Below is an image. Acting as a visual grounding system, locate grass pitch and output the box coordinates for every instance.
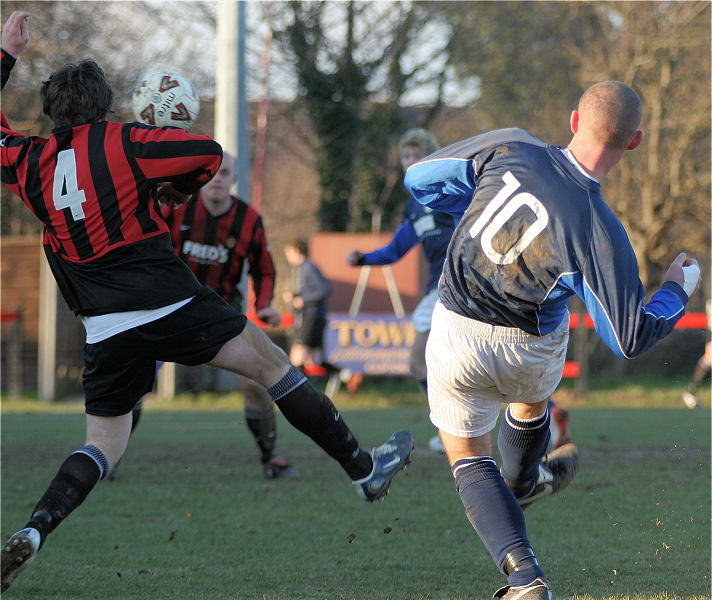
[1,382,710,599]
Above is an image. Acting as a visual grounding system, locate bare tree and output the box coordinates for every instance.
[562,2,711,289]
[436,1,581,144]
[269,0,451,231]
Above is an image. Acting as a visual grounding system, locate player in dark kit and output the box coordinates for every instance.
[147,151,295,479]
[0,11,413,593]
[404,81,700,599]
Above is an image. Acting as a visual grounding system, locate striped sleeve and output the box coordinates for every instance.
[124,123,223,194]
[245,211,276,310]
[1,48,16,90]
[1,49,33,189]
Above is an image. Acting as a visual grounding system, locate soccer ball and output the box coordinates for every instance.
[131,71,200,130]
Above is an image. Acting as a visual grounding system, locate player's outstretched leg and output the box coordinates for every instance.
[107,398,144,480]
[269,366,413,501]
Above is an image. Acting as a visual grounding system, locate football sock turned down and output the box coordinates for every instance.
[498,406,550,491]
[269,367,372,480]
[25,446,107,548]
[245,407,277,464]
[452,456,545,587]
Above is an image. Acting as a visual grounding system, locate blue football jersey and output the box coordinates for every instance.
[404,128,688,359]
[360,197,457,293]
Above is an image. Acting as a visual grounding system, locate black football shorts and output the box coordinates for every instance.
[293,306,327,348]
[83,287,247,416]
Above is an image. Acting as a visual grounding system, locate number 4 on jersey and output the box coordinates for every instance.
[53,149,87,220]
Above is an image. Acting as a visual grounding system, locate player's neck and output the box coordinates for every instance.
[202,195,233,216]
[566,138,623,182]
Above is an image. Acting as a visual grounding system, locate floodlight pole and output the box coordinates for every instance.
[215,0,250,203]
[157,1,251,400]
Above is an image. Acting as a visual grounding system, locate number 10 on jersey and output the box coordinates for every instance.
[469,171,549,265]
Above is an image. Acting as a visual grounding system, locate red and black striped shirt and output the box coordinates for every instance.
[163,194,276,310]
[1,50,223,315]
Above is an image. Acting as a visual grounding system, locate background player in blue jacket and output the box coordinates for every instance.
[404,81,700,599]
[348,129,456,450]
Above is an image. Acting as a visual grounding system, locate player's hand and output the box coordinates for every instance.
[664,253,701,297]
[347,249,365,266]
[2,11,30,58]
[256,306,281,327]
[292,295,304,310]
[156,182,190,209]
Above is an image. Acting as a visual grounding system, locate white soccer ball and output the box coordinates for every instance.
[131,71,200,130]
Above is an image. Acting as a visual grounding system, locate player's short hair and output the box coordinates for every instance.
[398,128,439,157]
[40,60,114,127]
[287,238,309,257]
[578,81,642,149]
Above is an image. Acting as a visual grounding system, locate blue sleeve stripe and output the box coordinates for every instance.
[555,272,628,357]
[557,272,685,359]
[580,278,630,358]
[404,158,476,217]
[642,305,684,320]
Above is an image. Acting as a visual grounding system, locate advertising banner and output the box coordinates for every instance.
[324,312,415,375]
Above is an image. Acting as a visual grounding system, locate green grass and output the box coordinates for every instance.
[1,381,710,599]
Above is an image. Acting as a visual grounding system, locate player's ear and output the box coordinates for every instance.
[570,110,579,135]
[626,129,643,150]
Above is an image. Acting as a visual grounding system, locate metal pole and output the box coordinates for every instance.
[237,1,250,203]
[215,0,240,159]
[38,256,56,401]
[251,6,273,212]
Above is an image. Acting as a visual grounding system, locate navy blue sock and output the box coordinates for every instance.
[452,457,545,586]
[498,406,550,491]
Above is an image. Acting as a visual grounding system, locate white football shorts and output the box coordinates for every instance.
[411,287,439,333]
[426,301,569,438]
